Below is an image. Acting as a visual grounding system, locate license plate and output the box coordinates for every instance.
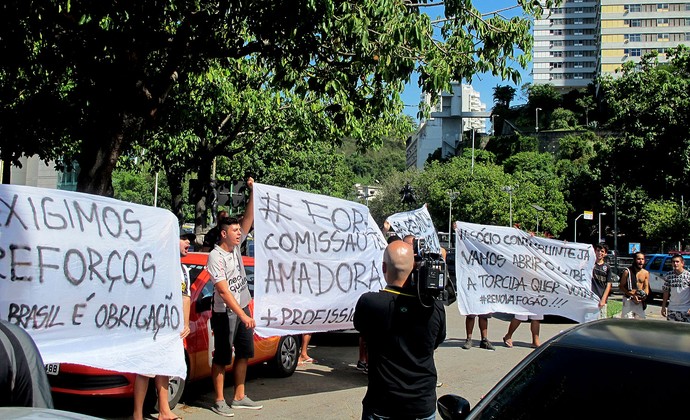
[45,363,60,376]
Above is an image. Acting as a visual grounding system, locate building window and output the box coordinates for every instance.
[574,62,584,68]
[625,4,641,13]
[550,62,563,69]
[574,73,584,80]
[574,7,583,13]
[657,33,669,41]
[574,19,583,24]
[550,40,564,47]
[552,8,563,14]
[686,33,690,41]
[551,51,563,57]
[625,34,642,42]
[657,3,669,11]
[550,29,563,35]
[629,19,642,27]
[630,48,641,56]
[657,18,669,26]
[658,48,667,53]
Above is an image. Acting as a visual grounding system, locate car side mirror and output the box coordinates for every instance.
[437,394,471,420]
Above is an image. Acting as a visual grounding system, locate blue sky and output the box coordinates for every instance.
[400,1,532,120]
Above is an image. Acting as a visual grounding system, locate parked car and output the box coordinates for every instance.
[644,253,690,298]
[437,318,690,419]
[48,253,300,408]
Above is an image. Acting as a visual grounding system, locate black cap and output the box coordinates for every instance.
[180,232,196,242]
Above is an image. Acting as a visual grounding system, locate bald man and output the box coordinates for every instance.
[354,241,446,420]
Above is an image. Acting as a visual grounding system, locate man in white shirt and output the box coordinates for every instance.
[660,254,690,322]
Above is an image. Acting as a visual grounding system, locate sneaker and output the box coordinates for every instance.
[231,396,263,410]
[480,339,495,351]
[356,360,368,373]
[462,339,473,350]
[212,400,234,417]
[436,381,443,387]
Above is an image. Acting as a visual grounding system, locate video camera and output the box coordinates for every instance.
[409,238,449,303]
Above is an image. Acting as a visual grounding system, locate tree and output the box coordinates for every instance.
[549,108,578,130]
[1,1,559,196]
[641,199,690,250]
[575,95,595,127]
[493,85,517,107]
[599,46,690,200]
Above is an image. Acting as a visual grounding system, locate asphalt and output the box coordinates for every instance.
[57,293,666,419]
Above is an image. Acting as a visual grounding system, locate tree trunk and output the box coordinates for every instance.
[166,167,185,225]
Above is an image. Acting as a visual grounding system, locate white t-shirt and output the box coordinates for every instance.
[206,243,252,313]
[663,269,690,312]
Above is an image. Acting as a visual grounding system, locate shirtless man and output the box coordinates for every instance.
[619,252,650,319]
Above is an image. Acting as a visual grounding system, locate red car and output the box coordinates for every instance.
[47,253,300,408]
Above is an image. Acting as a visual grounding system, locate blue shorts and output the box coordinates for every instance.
[211,305,254,365]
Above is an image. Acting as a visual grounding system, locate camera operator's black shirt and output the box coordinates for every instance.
[354,286,446,418]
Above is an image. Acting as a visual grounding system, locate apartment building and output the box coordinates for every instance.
[533,0,599,92]
[406,82,488,169]
[599,1,690,75]
[534,1,690,91]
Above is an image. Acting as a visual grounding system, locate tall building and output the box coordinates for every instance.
[599,1,690,75]
[534,1,690,91]
[406,82,488,169]
[532,0,599,92]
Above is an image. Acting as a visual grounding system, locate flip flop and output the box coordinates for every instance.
[301,357,317,363]
[502,336,513,348]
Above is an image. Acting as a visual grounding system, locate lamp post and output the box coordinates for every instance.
[531,204,545,234]
[471,128,476,174]
[502,186,515,226]
[535,107,542,133]
[574,213,584,242]
[491,114,499,136]
[448,191,459,249]
[598,212,607,243]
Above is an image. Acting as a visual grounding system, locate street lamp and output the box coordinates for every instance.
[502,186,516,226]
[598,212,607,243]
[535,107,542,133]
[531,204,545,234]
[574,213,584,242]
[471,128,476,174]
[448,190,460,249]
[491,114,499,136]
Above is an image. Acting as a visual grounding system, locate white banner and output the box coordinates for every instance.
[386,205,442,254]
[455,221,599,323]
[253,183,387,337]
[0,185,186,377]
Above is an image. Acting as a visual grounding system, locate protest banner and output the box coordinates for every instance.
[252,183,387,337]
[0,185,186,377]
[454,221,599,323]
[386,205,442,255]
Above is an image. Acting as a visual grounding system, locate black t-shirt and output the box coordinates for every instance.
[354,287,446,417]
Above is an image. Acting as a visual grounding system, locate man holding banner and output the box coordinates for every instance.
[207,178,263,416]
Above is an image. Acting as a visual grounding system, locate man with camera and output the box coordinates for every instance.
[354,240,446,420]
[619,252,650,319]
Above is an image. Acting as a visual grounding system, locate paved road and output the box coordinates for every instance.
[55,295,664,419]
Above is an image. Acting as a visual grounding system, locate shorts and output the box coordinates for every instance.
[621,298,646,319]
[515,314,544,321]
[666,310,690,323]
[211,305,254,365]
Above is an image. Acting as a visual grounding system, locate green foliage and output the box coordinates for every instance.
[641,200,690,246]
[549,108,578,130]
[1,0,555,196]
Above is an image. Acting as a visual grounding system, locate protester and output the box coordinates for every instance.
[463,315,495,350]
[206,178,262,416]
[354,241,446,419]
[591,243,613,319]
[132,232,193,420]
[299,334,317,365]
[503,314,542,348]
[619,252,650,319]
[0,320,54,408]
[201,210,229,251]
[660,254,690,322]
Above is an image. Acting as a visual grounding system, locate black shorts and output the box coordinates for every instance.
[210,305,254,366]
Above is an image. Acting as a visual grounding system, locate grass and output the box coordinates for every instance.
[607,300,622,318]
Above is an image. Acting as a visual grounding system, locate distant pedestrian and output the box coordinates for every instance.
[462,315,495,351]
[660,255,690,322]
[591,243,613,319]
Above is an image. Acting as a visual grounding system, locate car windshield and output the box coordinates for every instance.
[475,346,690,419]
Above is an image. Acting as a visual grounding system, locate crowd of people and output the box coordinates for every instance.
[4,177,690,420]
